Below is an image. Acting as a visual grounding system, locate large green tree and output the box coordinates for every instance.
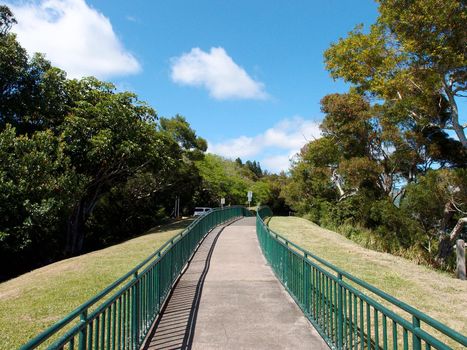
[59,78,172,255]
[323,0,467,269]
[0,6,211,279]
[325,0,466,147]
[0,9,69,135]
[195,154,271,207]
[0,126,79,277]
[86,115,208,248]
[402,169,467,266]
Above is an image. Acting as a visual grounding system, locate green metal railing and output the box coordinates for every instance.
[256,206,467,350]
[20,206,250,350]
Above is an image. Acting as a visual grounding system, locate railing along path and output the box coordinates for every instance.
[20,206,466,349]
[256,206,467,350]
[20,206,250,350]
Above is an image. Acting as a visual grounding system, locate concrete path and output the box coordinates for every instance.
[143,217,328,350]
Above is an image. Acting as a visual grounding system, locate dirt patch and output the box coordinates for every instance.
[0,287,21,301]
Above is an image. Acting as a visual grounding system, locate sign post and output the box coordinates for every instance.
[247,191,253,208]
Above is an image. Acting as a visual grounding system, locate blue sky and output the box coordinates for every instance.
[10,0,460,172]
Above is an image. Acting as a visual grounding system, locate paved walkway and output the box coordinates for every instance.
[143,217,328,350]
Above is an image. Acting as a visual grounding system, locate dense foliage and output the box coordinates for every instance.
[0,9,187,279]
[285,0,466,270]
[194,154,289,213]
[0,7,287,280]
[2,1,465,279]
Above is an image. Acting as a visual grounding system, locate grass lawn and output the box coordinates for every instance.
[268,216,467,346]
[0,219,192,350]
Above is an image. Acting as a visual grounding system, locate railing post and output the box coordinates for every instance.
[78,309,88,350]
[304,254,310,314]
[337,273,343,350]
[284,241,289,286]
[133,271,140,349]
[412,316,422,350]
[156,253,161,313]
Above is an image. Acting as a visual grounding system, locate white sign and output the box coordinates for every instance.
[247,191,253,202]
[220,198,225,205]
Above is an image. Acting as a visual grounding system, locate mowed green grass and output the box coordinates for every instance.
[268,217,467,343]
[0,220,191,350]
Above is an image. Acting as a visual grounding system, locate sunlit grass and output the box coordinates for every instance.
[0,220,191,350]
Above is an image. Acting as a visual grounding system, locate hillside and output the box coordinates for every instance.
[0,220,190,350]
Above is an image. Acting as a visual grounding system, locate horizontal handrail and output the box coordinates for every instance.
[20,206,251,349]
[256,206,467,350]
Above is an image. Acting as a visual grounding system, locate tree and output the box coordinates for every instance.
[264,172,291,215]
[402,169,467,266]
[159,115,207,159]
[0,125,79,278]
[194,154,273,207]
[379,0,466,146]
[0,6,213,278]
[0,5,16,36]
[287,92,440,253]
[277,0,467,271]
[284,137,339,219]
[60,78,170,255]
[320,93,405,199]
[324,0,466,147]
[195,154,249,205]
[85,115,208,248]
[245,160,263,179]
[0,16,70,135]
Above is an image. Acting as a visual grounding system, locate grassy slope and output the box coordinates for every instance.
[0,220,191,350]
[268,217,467,341]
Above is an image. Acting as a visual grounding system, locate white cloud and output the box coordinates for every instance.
[208,116,322,172]
[261,118,322,150]
[261,155,293,174]
[7,0,141,79]
[170,47,268,100]
[208,136,260,158]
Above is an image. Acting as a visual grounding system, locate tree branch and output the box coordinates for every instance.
[449,217,467,241]
[441,78,467,147]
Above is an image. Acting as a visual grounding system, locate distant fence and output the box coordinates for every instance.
[20,206,251,350]
[256,206,467,350]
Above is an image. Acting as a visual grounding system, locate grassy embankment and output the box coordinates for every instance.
[0,220,191,350]
[268,217,467,346]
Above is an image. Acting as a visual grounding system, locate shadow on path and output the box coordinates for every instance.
[142,224,225,350]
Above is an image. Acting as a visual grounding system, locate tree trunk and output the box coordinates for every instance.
[440,202,455,232]
[64,192,101,256]
[437,236,453,266]
[442,79,467,148]
[64,176,108,256]
[65,200,87,256]
[436,217,467,267]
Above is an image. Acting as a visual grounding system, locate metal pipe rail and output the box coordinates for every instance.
[256,206,467,350]
[20,206,251,350]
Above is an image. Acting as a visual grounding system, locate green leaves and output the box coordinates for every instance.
[325,0,466,147]
[325,24,401,94]
[0,124,79,272]
[0,5,213,273]
[195,154,272,206]
[378,0,466,69]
